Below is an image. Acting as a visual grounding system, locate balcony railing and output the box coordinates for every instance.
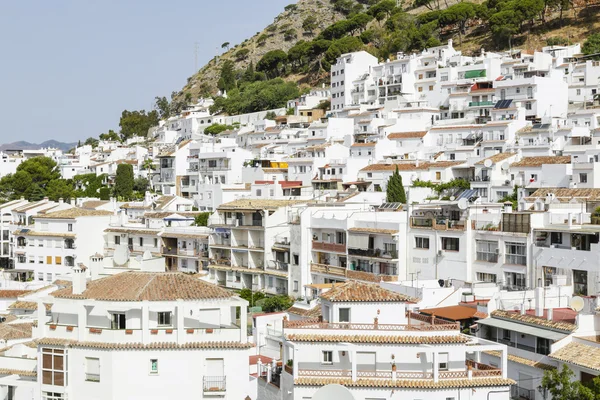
[348,248,397,259]
[203,376,226,392]
[468,101,495,107]
[161,247,177,255]
[312,241,346,253]
[511,386,535,400]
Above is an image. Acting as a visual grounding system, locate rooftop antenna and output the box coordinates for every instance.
[194,42,200,73]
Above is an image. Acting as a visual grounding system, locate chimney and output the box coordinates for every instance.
[535,287,544,317]
[547,308,553,322]
[72,264,88,295]
[520,303,526,315]
[504,201,513,213]
[58,198,64,204]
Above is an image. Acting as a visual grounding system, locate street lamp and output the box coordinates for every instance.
[537,385,548,400]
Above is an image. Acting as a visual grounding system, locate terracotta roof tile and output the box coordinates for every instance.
[360,161,464,172]
[36,337,252,350]
[348,227,399,235]
[8,301,52,311]
[419,305,487,321]
[287,306,322,319]
[320,281,415,303]
[36,208,113,219]
[485,350,555,370]
[81,200,110,209]
[0,322,33,341]
[218,199,310,211]
[387,131,427,139]
[104,227,161,235]
[475,152,517,165]
[491,310,577,332]
[13,229,76,238]
[351,142,376,147]
[510,156,571,167]
[0,368,37,377]
[294,377,515,389]
[51,271,233,302]
[285,334,470,344]
[527,188,600,201]
[549,342,600,372]
[0,290,31,298]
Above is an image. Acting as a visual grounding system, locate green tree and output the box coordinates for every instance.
[209,79,300,115]
[257,34,269,46]
[414,0,441,11]
[45,179,74,202]
[193,212,211,226]
[489,10,521,47]
[142,159,155,171]
[235,48,250,61]
[154,96,170,119]
[316,100,331,111]
[113,164,134,200]
[204,123,235,135]
[439,2,477,45]
[83,137,99,148]
[368,0,397,22]
[221,42,230,50]
[98,187,111,201]
[119,110,159,141]
[262,295,294,312]
[302,15,318,33]
[541,364,594,400]
[283,28,297,41]
[386,166,406,203]
[99,130,120,142]
[28,184,46,202]
[583,34,600,59]
[133,177,150,192]
[217,60,237,92]
[257,50,288,78]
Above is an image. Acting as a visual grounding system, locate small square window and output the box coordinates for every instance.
[339,308,350,323]
[150,359,159,374]
[158,312,172,327]
[322,351,333,364]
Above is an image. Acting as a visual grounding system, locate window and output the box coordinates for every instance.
[139,237,144,247]
[85,357,100,382]
[293,280,299,292]
[111,313,126,330]
[438,353,448,370]
[551,232,562,244]
[525,102,532,110]
[537,338,550,355]
[416,237,429,249]
[336,232,346,244]
[67,224,73,232]
[43,393,65,400]
[322,351,333,364]
[154,238,158,247]
[435,171,441,180]
[573,269,588,296]
[42,348,65,386]
[505,242,526,265]
[449,153,455,160]
[442,237,459,251]
[339,308,350,323]
[577,89,581,96]
[293,254,299,265]
[476,272,496,283]
[114,236,120,245]
[150,359,159,374]
[503,329,511,341]
[580,173,588,183]
[158,312,172,327]
[476,240,498,262]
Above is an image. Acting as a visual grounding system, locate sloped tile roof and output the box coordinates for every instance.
[549,342,600,372]
[528,188,600,201]
[287,306,322,319]
[510,156,571,167]
[285,334,470,344]
[360,161,464,172]
[387,131,427,139]
[485,350,555,370]
[36,338,252,350]
[36,208,113,219]
[294,377,515,389]
[0,290,31,298]
[351,143,376,147]
[218,199,310,210]
[320,281,415,303]
[0,368,37,377]
[50,272,233,302]
[8,301,52,311]
[0,322,33,341]
[419,305,487,321]
[475,152,516,165]
[491,310,577,332]
[348,227,399,235]
[13,230,76,238]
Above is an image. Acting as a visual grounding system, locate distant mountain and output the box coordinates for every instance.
[0,140,78,152]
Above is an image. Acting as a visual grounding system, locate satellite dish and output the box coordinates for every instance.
[113,245,129,266]
[570,296,585,312]
[484,159,493,168]
[313,384,355,400]
[501,162,510,171]
[385,159,393,165]
[457,198,468,210]
[449,196,456,201]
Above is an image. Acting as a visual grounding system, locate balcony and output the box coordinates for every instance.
[203,376,226,394]
[468,101,495,107]
[312,241,346,253]
[348,248,397,259]
[409,218,466,231]
[285,313,458,332]
[310,263,398,283]
[161,247,177,256]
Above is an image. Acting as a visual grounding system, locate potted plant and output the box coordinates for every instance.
[592,207,600,225]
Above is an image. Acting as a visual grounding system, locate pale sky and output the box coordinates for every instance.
[0,0,295,143]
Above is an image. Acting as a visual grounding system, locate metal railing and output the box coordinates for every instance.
[511,386,535,400]
[203,376,226,392]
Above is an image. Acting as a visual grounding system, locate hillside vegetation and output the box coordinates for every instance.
[173,0,600,111]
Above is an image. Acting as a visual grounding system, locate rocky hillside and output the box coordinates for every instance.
[179,0,348,100]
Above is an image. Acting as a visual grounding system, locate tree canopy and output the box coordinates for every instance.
[113,164,134,200]
[386,166,407,203]
[119,110,159,141]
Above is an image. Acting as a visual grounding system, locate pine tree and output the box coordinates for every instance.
[386,166,407,203]
[113,164,134,200]
[397,173,407,203]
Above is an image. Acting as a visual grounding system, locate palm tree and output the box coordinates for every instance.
[142,159,155,171]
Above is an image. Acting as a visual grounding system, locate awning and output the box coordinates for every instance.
[502,265,527,274]
[477,317,568,341]
[348,234,369,250]
[465,69,487,79]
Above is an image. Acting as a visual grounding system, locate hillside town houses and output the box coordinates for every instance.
[2,40,600,399]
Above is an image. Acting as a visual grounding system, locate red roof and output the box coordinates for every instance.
[520,308,577,324]
[250,355,274,365]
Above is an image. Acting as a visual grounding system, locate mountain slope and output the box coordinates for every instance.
[178,0,348,100]
[0,140,77,152]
